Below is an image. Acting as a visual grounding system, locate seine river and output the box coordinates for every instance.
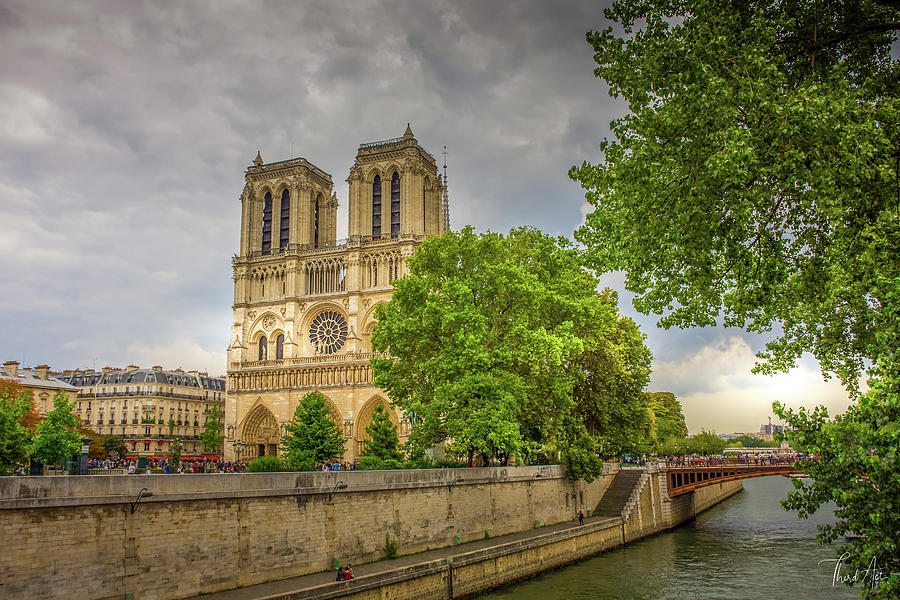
[478,476,860,600]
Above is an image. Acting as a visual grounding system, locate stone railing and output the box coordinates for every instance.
[233,352,379,370]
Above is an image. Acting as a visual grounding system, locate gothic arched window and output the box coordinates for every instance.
[258,336,267,361]
[372,175,382,238]
[314,196,320,248]
[279,189,290,249]
[276,334,284,360]
[391,172,400,237]
[261,192,273,253]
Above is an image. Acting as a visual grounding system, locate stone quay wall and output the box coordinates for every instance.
[0,465,616,600]
[200,468,744,600]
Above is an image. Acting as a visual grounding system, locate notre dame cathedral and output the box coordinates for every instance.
[225,126,449,462]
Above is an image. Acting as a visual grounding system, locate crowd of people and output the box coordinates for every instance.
[664,453,809,467]
[86,458,249,474]
[321,461,357,471]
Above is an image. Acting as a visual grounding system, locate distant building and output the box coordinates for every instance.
[1,360,79,415]
[58,366,226,459]
[760,423,785,436]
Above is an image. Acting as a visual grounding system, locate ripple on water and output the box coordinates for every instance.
[478,477,860,600]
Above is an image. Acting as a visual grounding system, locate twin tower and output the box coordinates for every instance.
[225,126,448,462]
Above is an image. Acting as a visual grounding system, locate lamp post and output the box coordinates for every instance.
[232,440,245,462]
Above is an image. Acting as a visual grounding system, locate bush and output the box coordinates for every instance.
[433,458,467,469]
[357,455,383,470]
[404,456,431,470]
[382,533,399,560]
[246,456,288,472]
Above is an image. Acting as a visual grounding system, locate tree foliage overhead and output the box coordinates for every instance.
[372,226,654,478]
[572,2,899,596]
[280,391,345,469]
[571,0,900,390]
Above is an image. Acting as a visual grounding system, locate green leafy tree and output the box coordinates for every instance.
[572,0,899,390]
[372,226,643,476]
[0,386,33,474]
[29,393,81,466]
[687,431,727,455]
[167,420,182,470]
[359,404,403,468]
[571,2,899,595]
[775,276,900,599]
[280,391,345,470]
[726,435,778,449]
[98,434,126,460]
[648,392,688,441]
[573,290,654,456]
[200,405,225,454]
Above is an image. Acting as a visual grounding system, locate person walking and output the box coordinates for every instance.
[577,510,584,526]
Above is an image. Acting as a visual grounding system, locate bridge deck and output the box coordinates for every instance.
[665,464,802,496]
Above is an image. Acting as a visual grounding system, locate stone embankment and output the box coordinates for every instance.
[0,463,741,600]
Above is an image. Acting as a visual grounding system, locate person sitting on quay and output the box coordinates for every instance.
[335,567,344,581]
[344,565,354,580]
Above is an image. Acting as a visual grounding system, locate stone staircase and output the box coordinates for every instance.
[594,468,645,517]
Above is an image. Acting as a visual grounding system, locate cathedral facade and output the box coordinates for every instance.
[225,126,447,462]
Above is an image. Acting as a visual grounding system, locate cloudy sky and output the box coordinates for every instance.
[0,0,854,433]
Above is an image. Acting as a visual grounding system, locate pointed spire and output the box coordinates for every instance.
[403,123,414,139]
[253,151,263,167]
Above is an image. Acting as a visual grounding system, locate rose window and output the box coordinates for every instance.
[309,310,348,354]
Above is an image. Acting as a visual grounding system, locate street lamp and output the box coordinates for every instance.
[232,440,246,461]
[328,481,348,502]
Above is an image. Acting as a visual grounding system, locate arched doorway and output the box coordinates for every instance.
[355,396,402,457]
[240,403,280,459]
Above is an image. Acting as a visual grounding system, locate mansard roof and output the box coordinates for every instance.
[59,368,225,390]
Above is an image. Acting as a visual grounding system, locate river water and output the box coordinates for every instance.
[478,476,860,600]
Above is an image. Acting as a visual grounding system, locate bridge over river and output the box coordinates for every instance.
[665,463,803,496]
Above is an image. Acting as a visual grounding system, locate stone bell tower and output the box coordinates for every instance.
[226,127,447,463]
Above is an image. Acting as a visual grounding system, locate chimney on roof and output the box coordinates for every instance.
[102,367,113,374]
[126,365,139,371]
[152,365,163,372]
[35,365,50,380]
[199,371,208,377]
[174,368,184,373]
[3,361,19,378]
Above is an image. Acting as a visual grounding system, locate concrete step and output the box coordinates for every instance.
[594,470,644,517]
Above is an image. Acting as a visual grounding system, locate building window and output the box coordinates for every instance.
[279,189,290,248]
[144,442,150,451]
[258,336,267,361]
[314,196,320,248]
[262,192,273,253]
[276,334,284,360]
[391,171,400,236]
[372,175,382,238]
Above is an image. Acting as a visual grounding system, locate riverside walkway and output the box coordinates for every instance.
[188,513,621,600]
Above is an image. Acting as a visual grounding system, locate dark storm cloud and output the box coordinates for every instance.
[0,0,849,429]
